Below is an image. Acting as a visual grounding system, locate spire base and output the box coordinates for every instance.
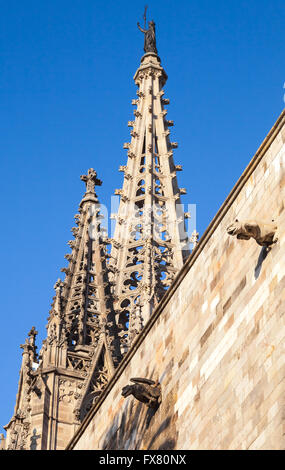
[140,52,161,63]
[79,192,98,207]
[134,53,167,85]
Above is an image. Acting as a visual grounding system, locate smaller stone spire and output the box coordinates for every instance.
[4,168,122,450]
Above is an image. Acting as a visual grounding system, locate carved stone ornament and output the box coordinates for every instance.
[227,219,278,247]
[121,377,161,408]
[80,168,102,194]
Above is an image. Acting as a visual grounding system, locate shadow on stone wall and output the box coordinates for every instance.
[254,246,269,279]
[102,399,176,450]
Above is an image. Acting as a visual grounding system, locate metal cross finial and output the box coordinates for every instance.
[143,5,148,29]
[80,168,102,193]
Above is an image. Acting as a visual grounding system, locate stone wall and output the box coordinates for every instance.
[67,110,285,450]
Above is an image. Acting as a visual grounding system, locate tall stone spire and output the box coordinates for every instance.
[4,170,119,450]
[110,23,190,351]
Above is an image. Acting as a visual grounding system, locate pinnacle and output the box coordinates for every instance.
[80,168,102,191]
[80,168,102,206]
[40,168,121,359]
[110,45,190,353]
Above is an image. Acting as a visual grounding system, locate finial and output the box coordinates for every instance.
[54,278,64,292]
[28,326,38,339]
[27,326,38,360]
[190,230,199,249]
[137,7,158,55]
[80,168,102,194]
[144,5,148,30]
[53,279,64,311]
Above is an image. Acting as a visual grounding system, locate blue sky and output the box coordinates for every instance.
[0,0,284,431]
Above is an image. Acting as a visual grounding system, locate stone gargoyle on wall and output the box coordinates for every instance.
[121,378,161,409]
[227,219,278,247]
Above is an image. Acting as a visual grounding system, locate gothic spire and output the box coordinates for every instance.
[110,28,190,352]
[54,168,118,357]
[5,170,120,449]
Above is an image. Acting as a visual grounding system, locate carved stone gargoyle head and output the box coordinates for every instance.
[227,219,278,247]
[121,378,161,409]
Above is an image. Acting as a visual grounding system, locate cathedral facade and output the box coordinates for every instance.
[2,22,285,450]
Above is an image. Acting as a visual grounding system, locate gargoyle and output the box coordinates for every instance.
[121,378,161,409]
[227,219,278,247]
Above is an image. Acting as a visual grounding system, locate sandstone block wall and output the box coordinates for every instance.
[68,110,285,450]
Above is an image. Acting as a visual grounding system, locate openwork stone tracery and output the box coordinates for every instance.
[110,52,190,350]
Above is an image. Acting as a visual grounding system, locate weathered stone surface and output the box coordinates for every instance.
[68,110,285,450]
[227,219,278,247]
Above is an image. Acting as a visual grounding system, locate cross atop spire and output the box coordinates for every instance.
[80,168,102,206]
[28,326,38,340]
[80,168,102,193]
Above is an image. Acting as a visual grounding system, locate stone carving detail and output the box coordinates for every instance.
[58,379,78,404]
[190,230,199,249]
[6,418,31,450]
[80,168,102,194]
[73,347,111,422]
[79,364,109,418]
[122,378,161,408]
[227,219,278,247]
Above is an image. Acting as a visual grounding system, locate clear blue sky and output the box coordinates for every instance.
[0,0,284,431]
